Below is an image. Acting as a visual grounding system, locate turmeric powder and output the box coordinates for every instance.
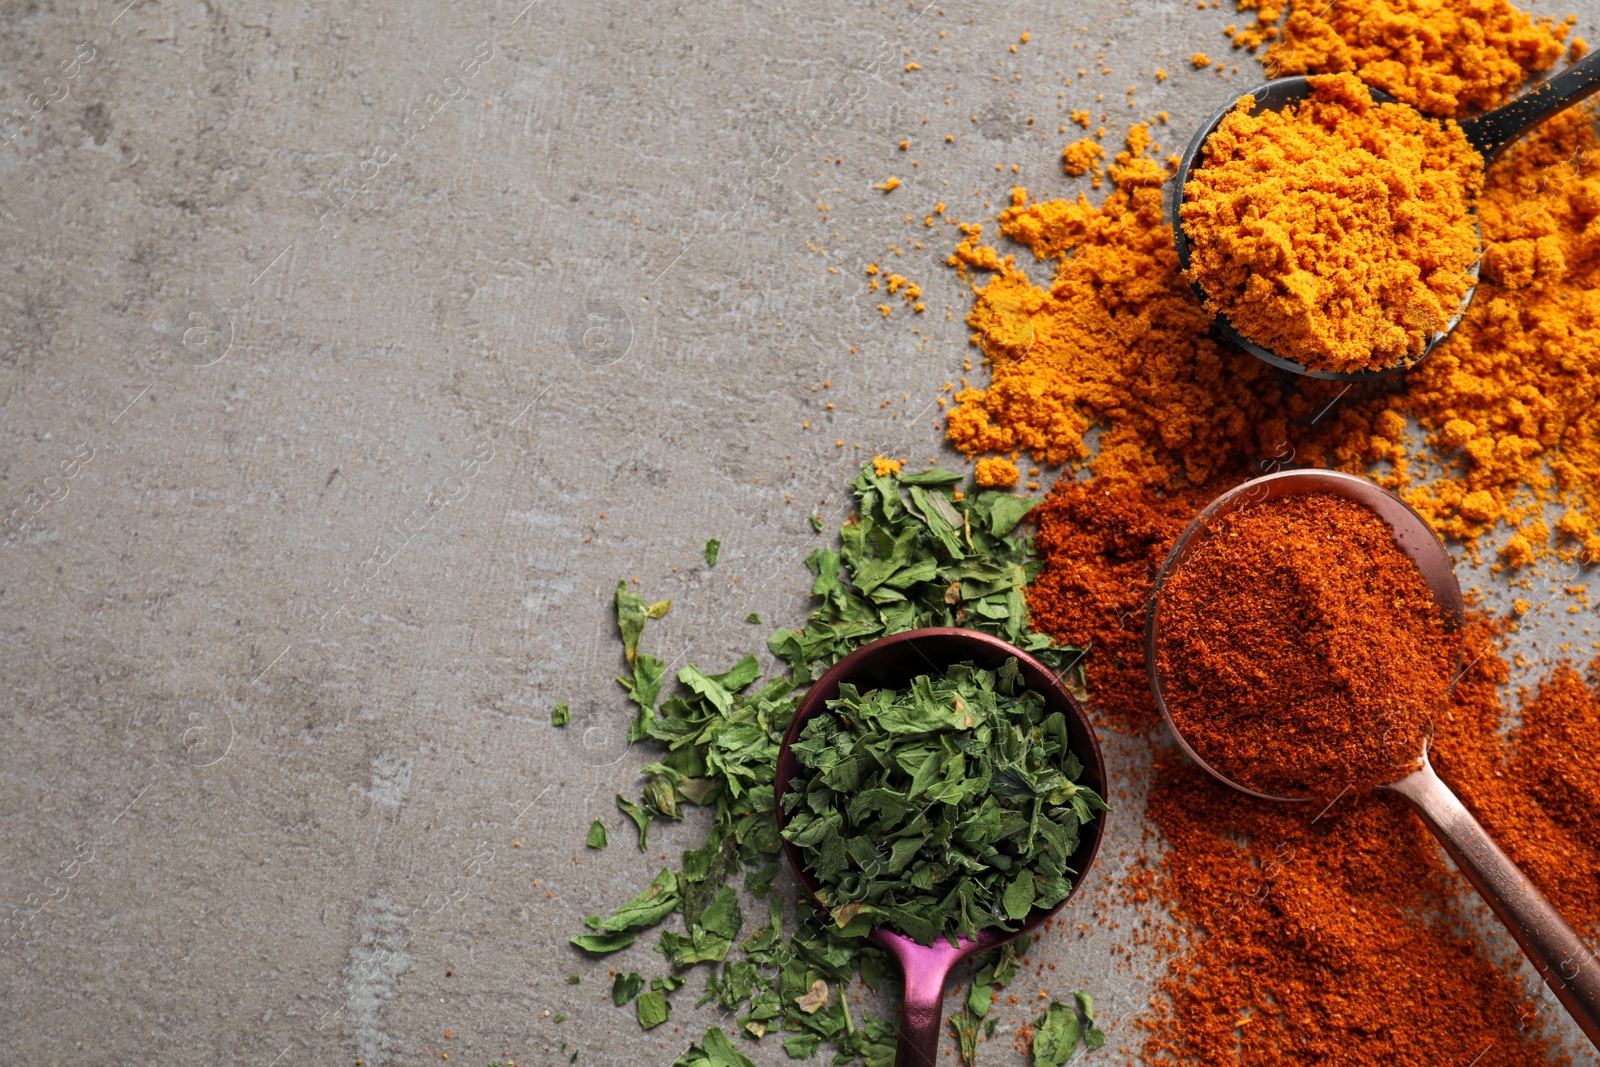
[1234,0,1572,117]
[947,104,1600,563]
[1180,73,1483,374]
[1062,138,1106,186]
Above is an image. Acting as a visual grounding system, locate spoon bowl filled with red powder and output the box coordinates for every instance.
[1146,469,1463,800]
[1146,469,1600,1046]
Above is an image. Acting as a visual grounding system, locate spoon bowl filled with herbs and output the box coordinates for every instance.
[775,627,1109,1067]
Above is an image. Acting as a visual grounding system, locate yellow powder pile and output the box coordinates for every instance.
[1230,0,1576,116]
[1397,103,1600,552]
[1180,73,1484,374]
[946,108,1600,563]
[949,124,1327,491]
[1062,138,1107,186]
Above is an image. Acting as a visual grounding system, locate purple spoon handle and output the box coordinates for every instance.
[871,928,989,1067]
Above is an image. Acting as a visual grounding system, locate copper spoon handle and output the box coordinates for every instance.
[1387,758,1600,1047]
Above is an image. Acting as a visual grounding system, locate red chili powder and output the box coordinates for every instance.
[1154,492,1459,798]
[1029,483,1600,1063]
[1028,481,1217,731]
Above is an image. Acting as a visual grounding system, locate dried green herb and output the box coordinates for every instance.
[704,538,722,567]
[552,702,571,726]
[616,794,652,850]
[676,1027,757,1067]
[1033,992,1105,1066]
[781,660,1106,943]
[637,989,670,1030]
[767,467,1085,685]
[566,973,582,984]
[582,869,679,935]
[612,971,644,1005]
[949,938,1031,1065]
[745,612,762,624]
[575,464,1091,1066]
[569,930,634,954]
[586,820,608,849]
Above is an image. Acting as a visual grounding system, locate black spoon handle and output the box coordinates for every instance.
[1461,51,1600,162]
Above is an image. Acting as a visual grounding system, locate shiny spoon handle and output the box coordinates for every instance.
[1460,51,1600,162]
[872,931,972,1067]
[1388,758,1600,1047]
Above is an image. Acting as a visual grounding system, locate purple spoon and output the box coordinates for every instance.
[774,627,1109,1067]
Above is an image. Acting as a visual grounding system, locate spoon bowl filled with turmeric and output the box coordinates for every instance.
[1173,57,1600,379]
[1146,469,1600,1047]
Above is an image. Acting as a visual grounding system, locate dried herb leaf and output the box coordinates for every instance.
[950,1003,981,1065]
[569,930,636,955]
[616,794,653,851]
[637,989,670,1030]
[612,971,644,1005]
[675,1027,757,1067]
[1033,994,1103,1065]
[587,820,608,849]
[780,659,1106,943]
[615,581,649,665]
[576,463,1094,1066]
[586,868,679,933]
[704,539,722,567]
[795,978,829,1014]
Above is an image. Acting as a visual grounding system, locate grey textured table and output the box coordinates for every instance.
[2,1,1597,1064]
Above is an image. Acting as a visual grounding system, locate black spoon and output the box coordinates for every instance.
[1171,54,1600,381]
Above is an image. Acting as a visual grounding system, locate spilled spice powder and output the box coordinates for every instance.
[1029,485,1600,1064]
[1510,660,1600,879]
[1440,649,1600,928]
[1154,492,1458,797]
[1180,73,1484,374]
[935,1,1600,1061]
[948,104,1600,564]
[1029,481,1215,731]
[1140,754,1558,1067]
[1230,0,1576,117]
[1136,620,1600,1066]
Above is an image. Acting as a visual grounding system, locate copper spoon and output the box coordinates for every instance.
[1171,57,1600,381]
[1145,468,1600,1048]
[774,627,1108,1067]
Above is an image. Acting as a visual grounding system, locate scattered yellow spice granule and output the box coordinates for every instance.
[1070,109,1092,128]
[873,456,904,476]
[1191,52,1211,67]
[1156,68,1169,81]
[875,177,902,192]
[1179,73,1483,374]
[1062,138,1107,184]
[974,457,1022,487]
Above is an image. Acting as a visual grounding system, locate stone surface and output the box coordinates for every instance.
[0,1,1596,1064]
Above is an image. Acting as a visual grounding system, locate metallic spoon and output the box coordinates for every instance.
[1171,55,1600,381]
[1145,468,1600,1049]
[774,627,1108,1067]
